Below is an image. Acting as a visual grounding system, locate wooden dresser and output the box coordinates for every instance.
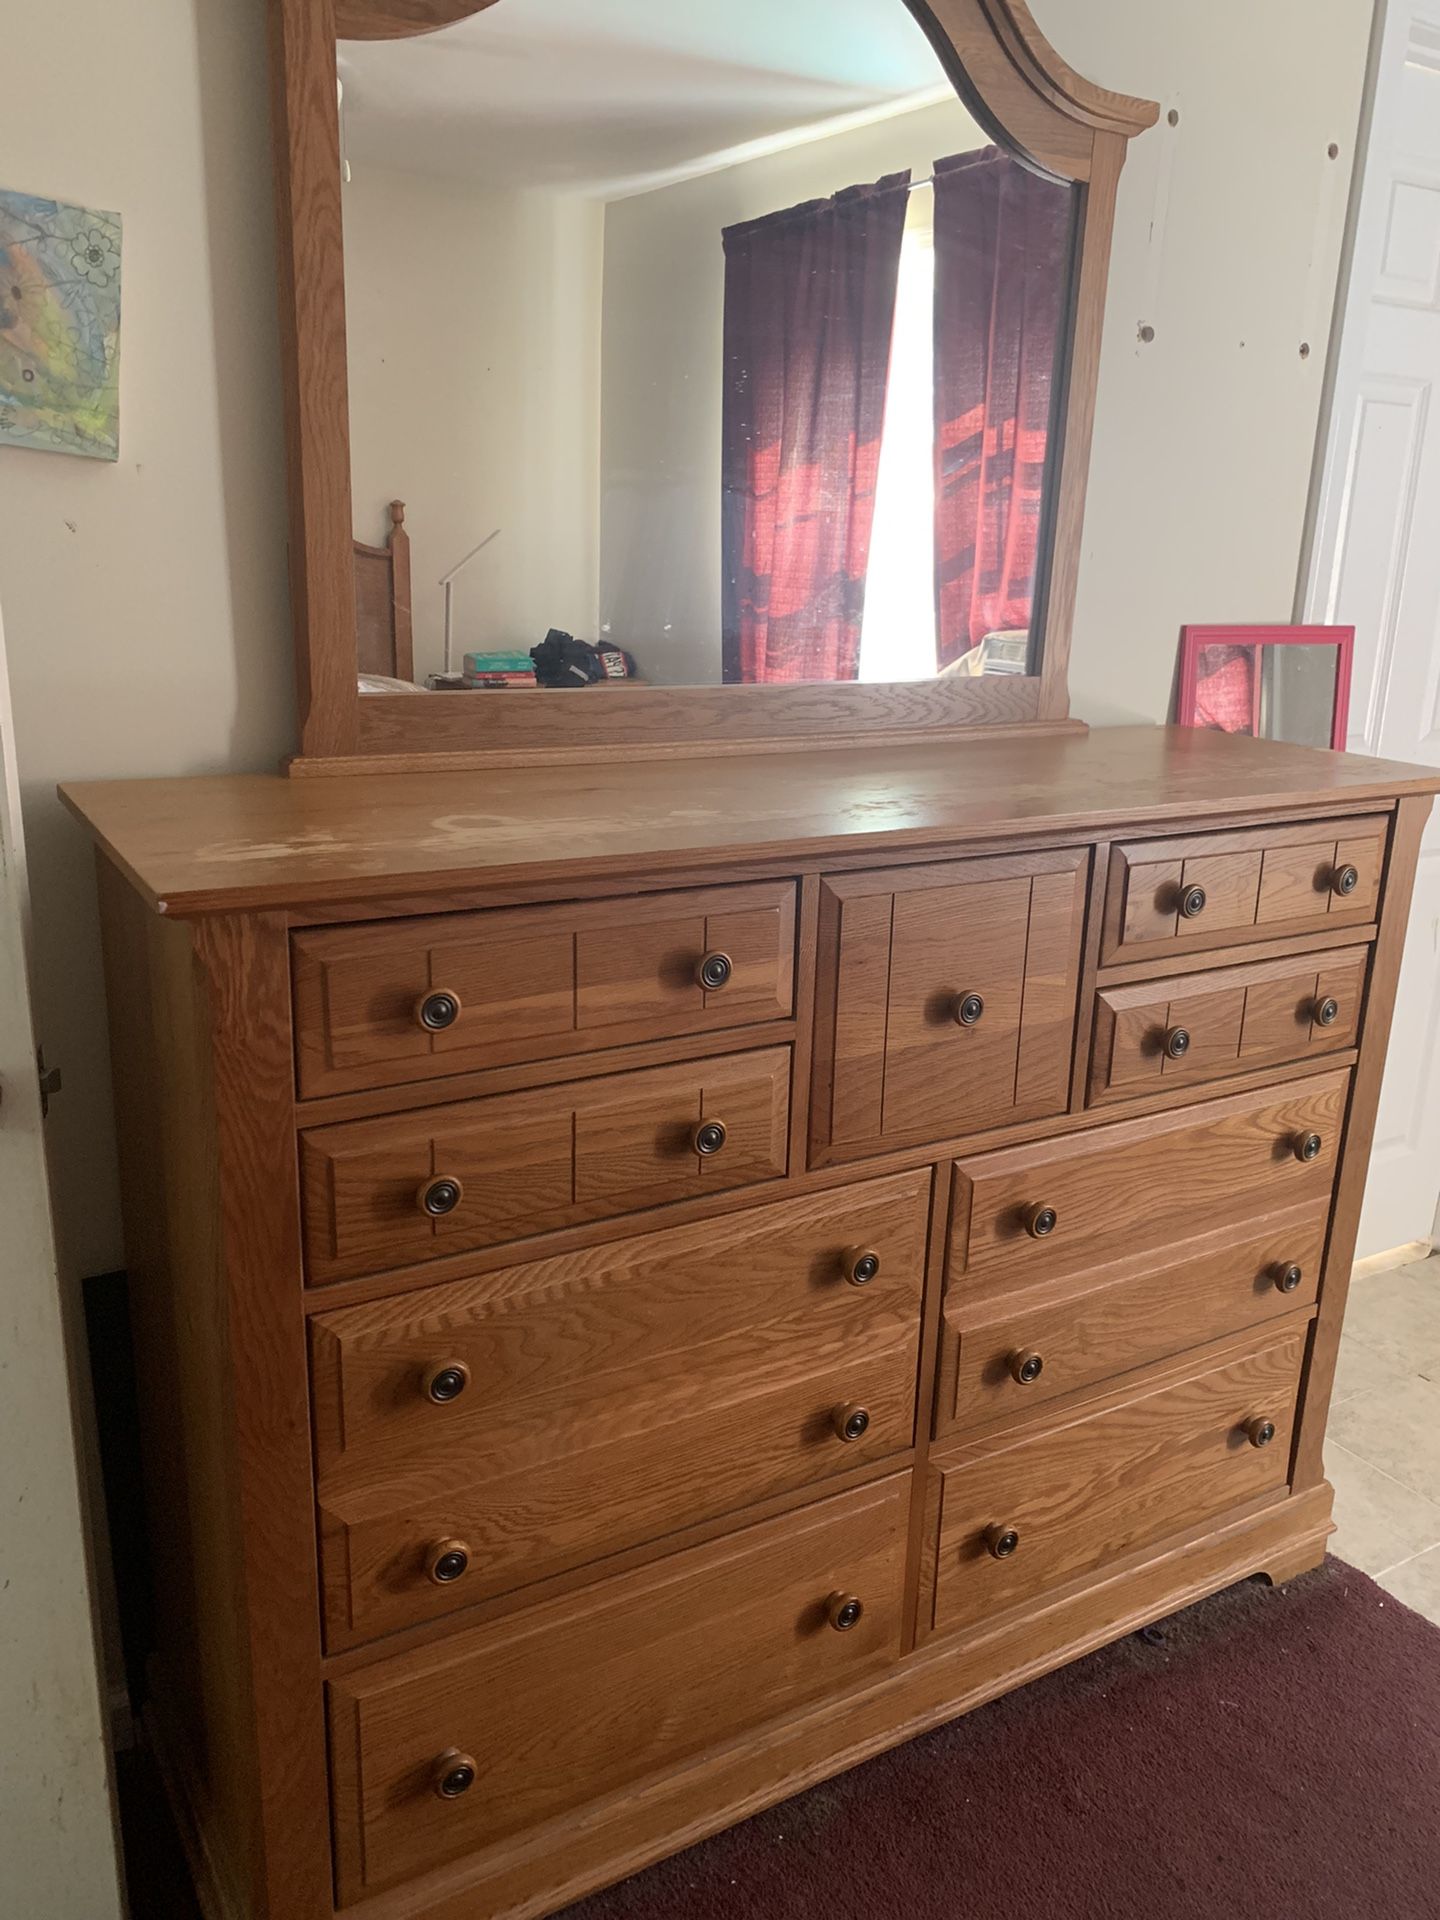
[64,727,1438,1920]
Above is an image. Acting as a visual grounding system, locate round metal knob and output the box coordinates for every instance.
[985,1525,1021,1560]
[841,1246,881,1287]
[422,1361,471,1405]
[418,1176,464,1217]
[1245,1416,1278,1449]
[1024,1203,1059,1240]
[692,1118,728,1157]
[426,1539,471,1585]
[1294,1132,1324,1164]
[1163,1025,1192,1060]
[432,1750,477,1800]
[832,1403,871,1443]
[696,950,733,991]
[415,989,462,1033]
[1314,996,1340,1028]
[826,1591,864,1633]
[1009,1350,1045,1386]
[1331,863,1360,898]
[955,992,986,1027]
[1274,1262,1304,1294]
[1178,884,1208,920]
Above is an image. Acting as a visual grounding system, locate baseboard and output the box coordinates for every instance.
[349,1483,1333,1920]
[1352,1239,1431,1280]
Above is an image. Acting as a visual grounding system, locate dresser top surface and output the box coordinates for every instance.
[60,726,1440,916]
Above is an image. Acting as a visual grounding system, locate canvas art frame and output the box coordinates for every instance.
[1177,624,1354,752]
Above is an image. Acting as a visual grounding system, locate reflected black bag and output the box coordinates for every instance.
[530,629,604,688]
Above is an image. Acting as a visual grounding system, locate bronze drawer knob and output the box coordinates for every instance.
[985,1524,1021,1560]
[826,1592,865,1633]
[426,1539,472,1585]
[692,1118,728,1157]
[414,989,462,1033]
[432,1750,477,1800]
[1244,1416,1278,1449]
[1293,1132,1324,1164]
[1162,1025,1192,1060]
[1313,996,1340,1027]
[418,1176,464,1217]
[954,992,986,1027]
[696,950,733,991]
[1009,1350,1045,1386]
[422,1361,471,1405]
[832,1403,871,1443]
[1331,863,1360,898]
[841,1246,881,1287]
[1273,1262,1304,1294]
[1024,1203,1059,1239]
[1178,883,1208,919]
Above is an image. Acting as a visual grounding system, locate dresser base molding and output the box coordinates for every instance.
[310,1485,1331,1920]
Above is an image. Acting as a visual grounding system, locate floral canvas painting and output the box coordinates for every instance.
[0,188,122,461]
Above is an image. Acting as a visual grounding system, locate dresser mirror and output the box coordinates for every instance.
[269,0,1158,765]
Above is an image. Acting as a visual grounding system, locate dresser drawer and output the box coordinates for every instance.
[300,1047,789,1284]
[923,1324,1305,1642]
[811,848,1087,1162]
[327,1474,910,1901]
[949,1072,1346,1302]
[1087,945,1366,1104]
[311,1172,930,1644]
[934,1201,1327,1438]
[1102,815,1386,965]
[293,881,796,1098]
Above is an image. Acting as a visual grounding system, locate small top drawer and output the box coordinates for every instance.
[1087,944,1366,1104]
[1101,815,1386,965]
[293,881,796,1099]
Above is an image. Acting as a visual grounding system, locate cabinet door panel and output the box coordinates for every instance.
[813,849,1087,1162]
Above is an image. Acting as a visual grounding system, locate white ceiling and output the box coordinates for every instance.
[338,0,955,195]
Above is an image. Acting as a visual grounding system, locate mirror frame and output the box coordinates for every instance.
[267,0,1157,770]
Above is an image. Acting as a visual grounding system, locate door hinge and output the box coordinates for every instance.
[38,1047,62,1118]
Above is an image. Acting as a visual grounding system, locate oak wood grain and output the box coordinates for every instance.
[328,1474,911,1901]
[1087,944,1368,1104]
[293,880,796,1097]
[934,1202,1329,1436]
[310,1173,929,1645]
[300,1047,790,1283]
[924,1321,1306,1640]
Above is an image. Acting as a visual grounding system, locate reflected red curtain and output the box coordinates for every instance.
[932,149,1072,668]
[721,173,910,684]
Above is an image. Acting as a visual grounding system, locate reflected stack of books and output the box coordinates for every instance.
[462,651,538,688]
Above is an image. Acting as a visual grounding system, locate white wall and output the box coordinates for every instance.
[600,95,984,685]
[0,0,294,1286]
[344,167,603,677]
[1030,0,1375,724]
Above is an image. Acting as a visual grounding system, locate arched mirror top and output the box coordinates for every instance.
[268,0,1157,767]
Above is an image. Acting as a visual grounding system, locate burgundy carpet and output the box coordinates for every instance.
[559,1559,1440,1920]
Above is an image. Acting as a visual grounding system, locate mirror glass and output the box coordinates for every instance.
[338,0,1078,695]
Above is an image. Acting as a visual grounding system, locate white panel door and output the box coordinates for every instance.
[1306,1,1440,1257]
[0,598,123,1913]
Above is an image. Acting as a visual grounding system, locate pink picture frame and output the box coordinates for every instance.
[1177,624,1354,751]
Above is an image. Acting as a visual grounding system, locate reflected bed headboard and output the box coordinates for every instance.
[353,500,414,682]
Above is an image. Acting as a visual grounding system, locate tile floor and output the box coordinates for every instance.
[1328,1250,1440,1623]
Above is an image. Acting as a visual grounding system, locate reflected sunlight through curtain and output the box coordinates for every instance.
[932,149,1072,669]
[721,173,910,684]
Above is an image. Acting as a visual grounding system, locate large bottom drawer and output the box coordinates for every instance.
[328,1473,911,1902]
[922,1322,1305,1642]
